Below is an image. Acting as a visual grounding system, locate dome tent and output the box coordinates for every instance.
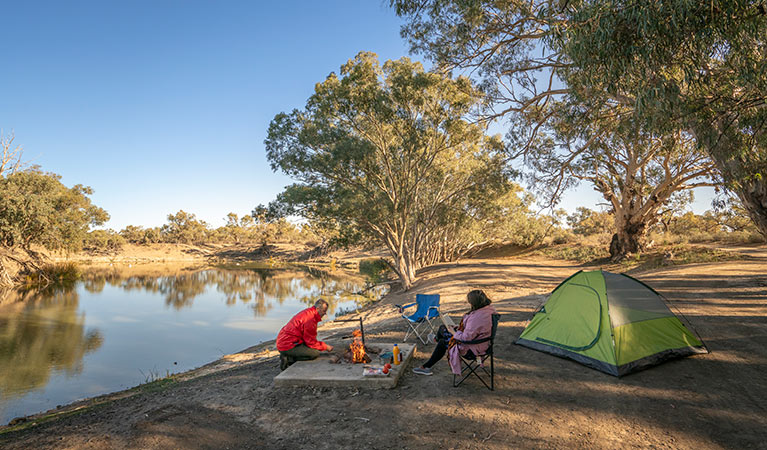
[516,270,707,376]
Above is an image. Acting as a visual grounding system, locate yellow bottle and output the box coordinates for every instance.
[392,344,401,365]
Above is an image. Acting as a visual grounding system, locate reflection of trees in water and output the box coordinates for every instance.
[0,289,102,401]
[78,265,387,317]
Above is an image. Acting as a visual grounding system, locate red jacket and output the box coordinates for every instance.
[276,306,329,352]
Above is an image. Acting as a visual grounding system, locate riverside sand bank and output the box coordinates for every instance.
[2,246,766,449]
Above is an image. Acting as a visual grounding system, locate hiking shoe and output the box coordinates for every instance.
[412,366,432,376]
[279,354,290,371]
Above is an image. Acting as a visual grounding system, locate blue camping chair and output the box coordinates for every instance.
[396,294,441,344]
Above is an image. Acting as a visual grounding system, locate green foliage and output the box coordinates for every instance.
[265,52,528,289]
[567,207,613,236]
[537,244,609,263]
[161,210,209,244]
[393,0,767,239]
[82,229,126,253]
[0,169,108,252]
[358,258,390,283]
[20,262,80,289]
[558,0,767,236]
[120,225,163,244]
[663,208,765,243]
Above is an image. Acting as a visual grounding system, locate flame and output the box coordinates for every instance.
[349,329,366,363]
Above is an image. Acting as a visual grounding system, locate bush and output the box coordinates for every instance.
[359,258,390,283]
[537,244,609,263]
[566,207,613,236]
[20,262,80,289]
[83,229,126,253]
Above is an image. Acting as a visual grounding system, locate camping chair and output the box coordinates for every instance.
[396,294,441,345]
[453,313,500,391]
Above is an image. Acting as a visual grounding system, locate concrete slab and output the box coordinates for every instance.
[274,343,415,389]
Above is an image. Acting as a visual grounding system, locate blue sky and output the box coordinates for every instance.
[0,1,713,230]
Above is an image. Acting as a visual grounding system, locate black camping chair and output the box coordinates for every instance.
[453,313,500,391]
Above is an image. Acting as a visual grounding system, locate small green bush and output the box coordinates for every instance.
[83,229,126,252]
[21,262,80,289]
[359,258,390,283]
[537,245,609,263]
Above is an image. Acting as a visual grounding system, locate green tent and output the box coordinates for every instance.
[516,270,707,376]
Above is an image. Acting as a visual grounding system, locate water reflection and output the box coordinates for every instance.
[0,288,103,401]
[0,263,387,423]
[78,264,386,316]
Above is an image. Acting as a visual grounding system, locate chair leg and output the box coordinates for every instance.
[404,320,429,344]
[454,356,494,391]
[490,354,494,391]
[454,359,478,388]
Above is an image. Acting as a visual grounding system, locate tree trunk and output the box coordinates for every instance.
[690,120,767,239]
[609,220,647,260]
[735,177,767,239]
[389,251,415,291]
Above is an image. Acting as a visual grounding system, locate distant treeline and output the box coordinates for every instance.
[84,210,318,252]
[82,205,764,255]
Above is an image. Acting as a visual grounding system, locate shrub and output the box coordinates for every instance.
[359,258,390,283]
[83,229,126,253]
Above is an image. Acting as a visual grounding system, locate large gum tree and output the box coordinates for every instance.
[265,52,524,290]
[393,0,767,239]
[523,100,717,258]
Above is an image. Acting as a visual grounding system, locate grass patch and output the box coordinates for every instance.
[133,375,177,394]
[618,245,745,272]
[535,243,745,270]
[534,245,609,264]
[18,262,80,290]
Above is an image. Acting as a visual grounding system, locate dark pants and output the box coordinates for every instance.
[423,326,474,368]
[280,344,320,367]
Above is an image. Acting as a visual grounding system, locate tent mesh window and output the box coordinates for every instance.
[603,272,673,329]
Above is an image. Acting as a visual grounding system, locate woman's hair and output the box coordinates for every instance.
[467,289,492,311]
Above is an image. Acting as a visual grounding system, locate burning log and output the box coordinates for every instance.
[342,329,372,363]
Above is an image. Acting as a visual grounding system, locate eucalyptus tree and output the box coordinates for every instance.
[525,101,716,257]
[265,52,526,290]
[0,132,25,177]
[161,210,209,244]
[560,0,767,237]
[0,169,108,285]
[393,0,767,237]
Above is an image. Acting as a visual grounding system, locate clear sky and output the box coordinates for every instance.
[0,1,714,230]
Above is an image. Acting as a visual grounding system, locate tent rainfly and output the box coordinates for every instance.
[516,270,707,376]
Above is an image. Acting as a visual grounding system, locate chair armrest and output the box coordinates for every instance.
[453,336,491,345]
[395,302,417,313]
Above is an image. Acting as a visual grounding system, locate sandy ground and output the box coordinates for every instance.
[1,245,766,449]
[53,243,306,264]
[55,242,386,264]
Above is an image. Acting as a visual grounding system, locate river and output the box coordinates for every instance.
[0,263,385,425]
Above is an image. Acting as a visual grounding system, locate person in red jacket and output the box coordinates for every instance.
[277,299,334,370]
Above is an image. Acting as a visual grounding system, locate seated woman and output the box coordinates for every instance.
[412,289,497,376]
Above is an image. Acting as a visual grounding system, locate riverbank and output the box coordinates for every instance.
[2,245,766,449]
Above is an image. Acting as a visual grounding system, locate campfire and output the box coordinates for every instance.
[344,329,371,363]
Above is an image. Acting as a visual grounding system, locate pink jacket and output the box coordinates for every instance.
[448,305,497,375]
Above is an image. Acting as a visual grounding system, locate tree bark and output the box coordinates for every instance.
[690,120,767,239]
[609,220,647,260]
[392,252,415,291]
[734,177,767,238]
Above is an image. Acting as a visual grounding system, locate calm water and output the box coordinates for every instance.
[0,263,385,425]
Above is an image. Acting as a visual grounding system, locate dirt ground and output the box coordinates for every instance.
[53,242,384,267]
[1,245,766,449]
